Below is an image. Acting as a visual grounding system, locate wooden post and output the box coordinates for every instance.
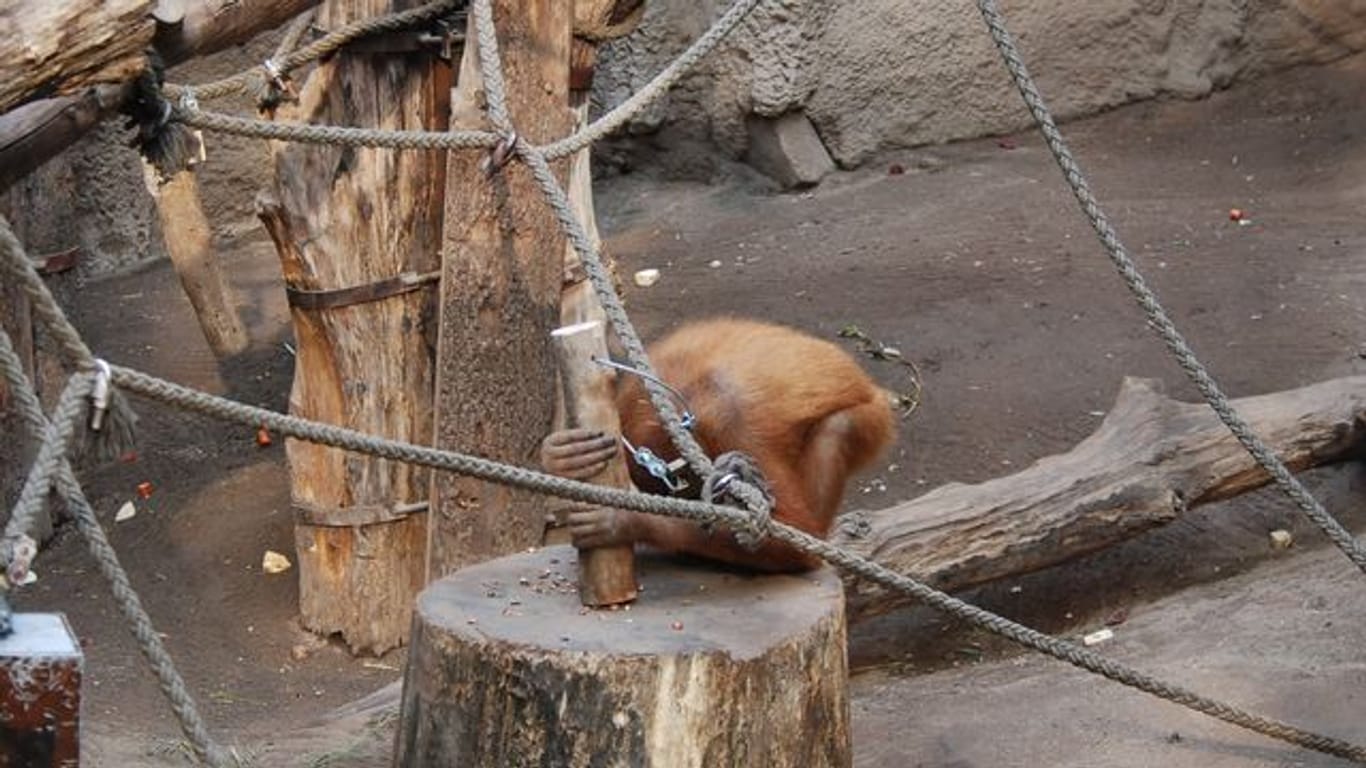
[426,0,572,580]
[550,321,637,606]
[259,0,452,655]
[146,163,249,357]
[396,546,851,767]
[0,613,83,767]
[556,38,618,329]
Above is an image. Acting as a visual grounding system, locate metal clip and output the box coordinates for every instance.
[480,132,519,177]
[89,359,112,432]
[262,58,298,102]
[622,437,689,494]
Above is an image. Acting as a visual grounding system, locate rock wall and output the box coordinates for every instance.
[1,120,164,281]
[593,0,1366,170]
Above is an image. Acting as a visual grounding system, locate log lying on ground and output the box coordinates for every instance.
[836,375,1366,621]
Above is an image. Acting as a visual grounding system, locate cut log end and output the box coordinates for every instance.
[396,545,851,767]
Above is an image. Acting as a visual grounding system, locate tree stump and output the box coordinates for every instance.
[395,545,851,767]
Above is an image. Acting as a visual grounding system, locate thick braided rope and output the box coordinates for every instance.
[275,9,317,62]
[3,373,88,550]
[973,0,1366,574]
[0,218,95,369]
[165,0,464,101]
[538,0,765,160]
[469,0,513,133]
[96,362,1366,764]
[0,333,229,766]
[174,108,499,150]
[112,364,751,529]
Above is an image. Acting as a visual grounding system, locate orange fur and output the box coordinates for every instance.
[613,317,896,572]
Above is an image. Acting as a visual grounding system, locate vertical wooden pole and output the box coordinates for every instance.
[147,164,249,357]
[550,320,637,606]
[557,38,610,329]
[261,0,451,655]
[426,0,572,581]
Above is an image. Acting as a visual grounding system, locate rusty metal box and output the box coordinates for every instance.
[0,613,82,768]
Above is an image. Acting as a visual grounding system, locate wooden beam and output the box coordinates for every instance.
[550,321,638,607]
[146,164,249,357]
[260,0,452,655]
[837,375,1366,621]
[152,0,322,63]
[0,1,323,192]
[0,85,130,193]
[426,0,572,580]
[0,0,152,114]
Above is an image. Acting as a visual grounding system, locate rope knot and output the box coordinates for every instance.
[702,451,773,550]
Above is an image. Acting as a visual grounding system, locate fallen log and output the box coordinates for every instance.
[836,375,1366,621]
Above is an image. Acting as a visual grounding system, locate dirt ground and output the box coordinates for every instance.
[9,52,1366,766]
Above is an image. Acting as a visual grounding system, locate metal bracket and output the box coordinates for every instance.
[286,270,440,311]
[344,15,467,60]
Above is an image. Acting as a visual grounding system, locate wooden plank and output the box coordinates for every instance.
[837,375,1366,621]
[259,0,452,655]
[426,0,572,580]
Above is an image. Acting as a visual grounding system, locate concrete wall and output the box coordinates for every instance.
[593,0,1366,170]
